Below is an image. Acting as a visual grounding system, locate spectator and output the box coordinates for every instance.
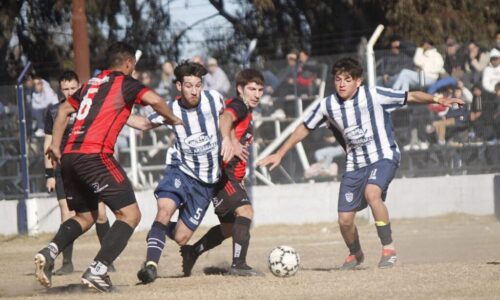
[140,71,155,88]
[464,42,490,86]
[155,61,176,100]
[304,130,344,179]
[296,49,319,95]
[482,48,500,94]
[204,57,231,97]
[393,40,444,91]
[494,30,500,50]
[276,49,300,97]
[492,82,500,141]
[468,84,483,142]
[31,77,59,137]
[191,55,204,66]
[377,36,414,88]
[443,37,467,81]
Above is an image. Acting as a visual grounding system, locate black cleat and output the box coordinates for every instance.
[107,263,117,272]
[228,264,265,277]
[81,268,113,293]
[137,261,157,284]
[54,262,74,276]
[180,245,199,277]
[34,248,55,288]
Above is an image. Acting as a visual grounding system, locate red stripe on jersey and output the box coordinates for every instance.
[135,87,149,105]
[225,107,239,121]
[225,180,236,196]
[100,154,124,183]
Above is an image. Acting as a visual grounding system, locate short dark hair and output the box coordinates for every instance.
[389,35,401,44]
[235,69,265,96]
[495,82,500,92]
[173,60,207,83]
[106,42,136,68]
[331,57,363,79]
[58,70,79,84]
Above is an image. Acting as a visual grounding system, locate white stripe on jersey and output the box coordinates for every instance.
[149,89,224,184]
[303,86,406,172]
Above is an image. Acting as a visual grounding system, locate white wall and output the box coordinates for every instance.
[0,174,497,235]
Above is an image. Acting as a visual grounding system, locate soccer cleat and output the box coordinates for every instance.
[107,263,117,273]
[81,268,113,293]
[180,245,199,277]
[228,264,265,277]
[34,248,55,288]
[137,261,158,284]
[378,248,397,269]
[54,262,74,276]
[341,250,364,270]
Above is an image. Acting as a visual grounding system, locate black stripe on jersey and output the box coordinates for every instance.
[353,93,371,165]
[180,106,201,178]
[205,91,222,174]
[71,76,115,151]
[364,86,384,160]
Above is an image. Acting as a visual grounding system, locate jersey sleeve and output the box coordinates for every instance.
[67,86,83,109]
[303,100,328,130]
[44,107,54,135]
[122,76,151,105]
[225,99,249,123]
[372,86,408,112]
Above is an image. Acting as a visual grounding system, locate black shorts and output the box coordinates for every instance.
[54,167,66,200]
[61,153,136,213]
[212,175,251,223]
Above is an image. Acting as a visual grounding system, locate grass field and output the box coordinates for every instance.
[1,214,500,299]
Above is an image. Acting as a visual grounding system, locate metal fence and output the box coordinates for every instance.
[1,50,499,200]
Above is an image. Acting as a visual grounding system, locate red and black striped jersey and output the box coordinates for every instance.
[224,97,253,182]
[64,70,149,154]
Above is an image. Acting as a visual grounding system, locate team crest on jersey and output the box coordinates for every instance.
[174,178,181,188]
[184,132,217,155]
[345,126,373,148]
[345,192,354,203]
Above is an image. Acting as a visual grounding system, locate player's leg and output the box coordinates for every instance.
[54,197,76,275]
[337,168,366,270]
[364,159,398,268]
[95,201,116,272]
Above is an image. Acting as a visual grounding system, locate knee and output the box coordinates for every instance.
[174,233,191,246]
[115,208,141,228]
[338,216,354,229]
[364,189,382,205]
[235,205,253,219]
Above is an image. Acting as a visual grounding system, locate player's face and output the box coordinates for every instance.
[59,79,80,100]
[177,75,203,107]
[238,82,264,109]
[334,72,361,100]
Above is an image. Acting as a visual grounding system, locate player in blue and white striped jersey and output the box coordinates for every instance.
[129,61,240,284]
[259,57,464,270]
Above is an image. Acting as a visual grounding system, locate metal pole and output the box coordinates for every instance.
[128,127,139,187]
[16,62,32,235]
[366,24,384,88]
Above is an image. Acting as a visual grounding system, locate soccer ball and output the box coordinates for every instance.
[268,245,300,277]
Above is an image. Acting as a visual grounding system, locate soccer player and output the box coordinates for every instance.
[134,61,238,284]
[180,69,264,277]
[35,42,182,292]
[258,57,465,269]
[43,70,115,275]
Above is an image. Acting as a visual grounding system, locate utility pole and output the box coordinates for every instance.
[72,0,90,82]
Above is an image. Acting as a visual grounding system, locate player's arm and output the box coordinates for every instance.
[220,110,237,162]
[258,123,310,171]
[407,91,465,107]
[43,134,56,192]
[126,114,160,131]
[140,90,183,126]
[46,101,75,165]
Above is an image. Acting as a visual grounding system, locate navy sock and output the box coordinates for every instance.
[146,221,167,264]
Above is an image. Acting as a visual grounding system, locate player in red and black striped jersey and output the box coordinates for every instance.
[35,42,183,292]
[181,69,265,277]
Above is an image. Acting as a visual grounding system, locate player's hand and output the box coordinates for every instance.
[233,141,249,162]
[46,177,56,193]
[257,153,282,171]
[164,115,184,126]
[45,145,61,166]
[440,97,465,108]
[221,138,235,163]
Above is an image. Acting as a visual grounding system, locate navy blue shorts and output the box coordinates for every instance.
[338,159,398,212]
[154,166,216,231]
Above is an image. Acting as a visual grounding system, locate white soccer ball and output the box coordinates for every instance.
[268,245,300,277]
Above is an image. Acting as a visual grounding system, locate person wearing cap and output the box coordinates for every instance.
[482,48,500,94]
[204,57,231,97]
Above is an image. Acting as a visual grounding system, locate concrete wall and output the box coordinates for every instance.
[0,174,497,235]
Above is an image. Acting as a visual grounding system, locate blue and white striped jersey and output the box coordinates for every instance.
[304,86,407,172]
[148,90,225,184]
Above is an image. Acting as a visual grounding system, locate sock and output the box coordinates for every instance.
[95,221,111,245]
[62,242,73,264]
[50,218,84,260]
[232,217,251,267]
[193,225,227,256]
[145,221,167,264]
[94,220,134,266]
[165,221,176,240]
[347,227,362,255]
[89,260,108,275]
[375,222,393,246]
